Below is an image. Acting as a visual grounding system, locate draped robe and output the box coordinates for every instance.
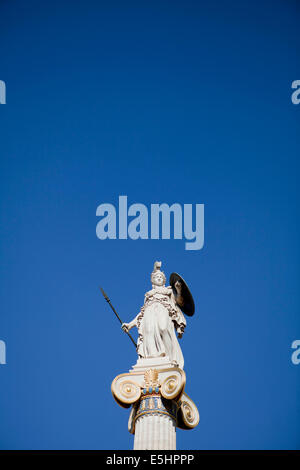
[136,286,186,369]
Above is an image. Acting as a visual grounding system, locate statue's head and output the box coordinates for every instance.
[151,261,166,287]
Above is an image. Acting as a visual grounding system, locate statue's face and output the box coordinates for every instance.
[152,272,165,287]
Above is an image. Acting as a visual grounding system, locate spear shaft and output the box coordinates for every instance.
[99,287,137,348]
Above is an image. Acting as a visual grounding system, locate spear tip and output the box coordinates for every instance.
[99,286,109,301]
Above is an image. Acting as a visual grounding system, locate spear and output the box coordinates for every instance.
[99,287,137,348]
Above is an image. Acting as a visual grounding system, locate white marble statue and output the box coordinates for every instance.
[122,261,186,369]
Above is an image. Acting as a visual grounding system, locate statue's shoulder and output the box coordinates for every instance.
[145,288,155,298]
[158,286,172,295]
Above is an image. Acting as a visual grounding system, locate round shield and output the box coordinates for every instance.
[169,272,195,316]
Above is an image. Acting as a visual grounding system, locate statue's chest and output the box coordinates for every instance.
[145,293,171,310]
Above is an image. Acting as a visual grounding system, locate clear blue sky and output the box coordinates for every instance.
[0,0,299,450]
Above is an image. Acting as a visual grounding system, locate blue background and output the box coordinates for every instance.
[0,0,299,450]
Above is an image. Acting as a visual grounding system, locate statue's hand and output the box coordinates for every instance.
[175,280,182,295]
[121,323,129,333]
[177,325,185,338]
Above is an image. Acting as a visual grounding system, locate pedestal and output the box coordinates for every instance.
[111,358,199,450]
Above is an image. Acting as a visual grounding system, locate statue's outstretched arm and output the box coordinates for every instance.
[121,314,139,334]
